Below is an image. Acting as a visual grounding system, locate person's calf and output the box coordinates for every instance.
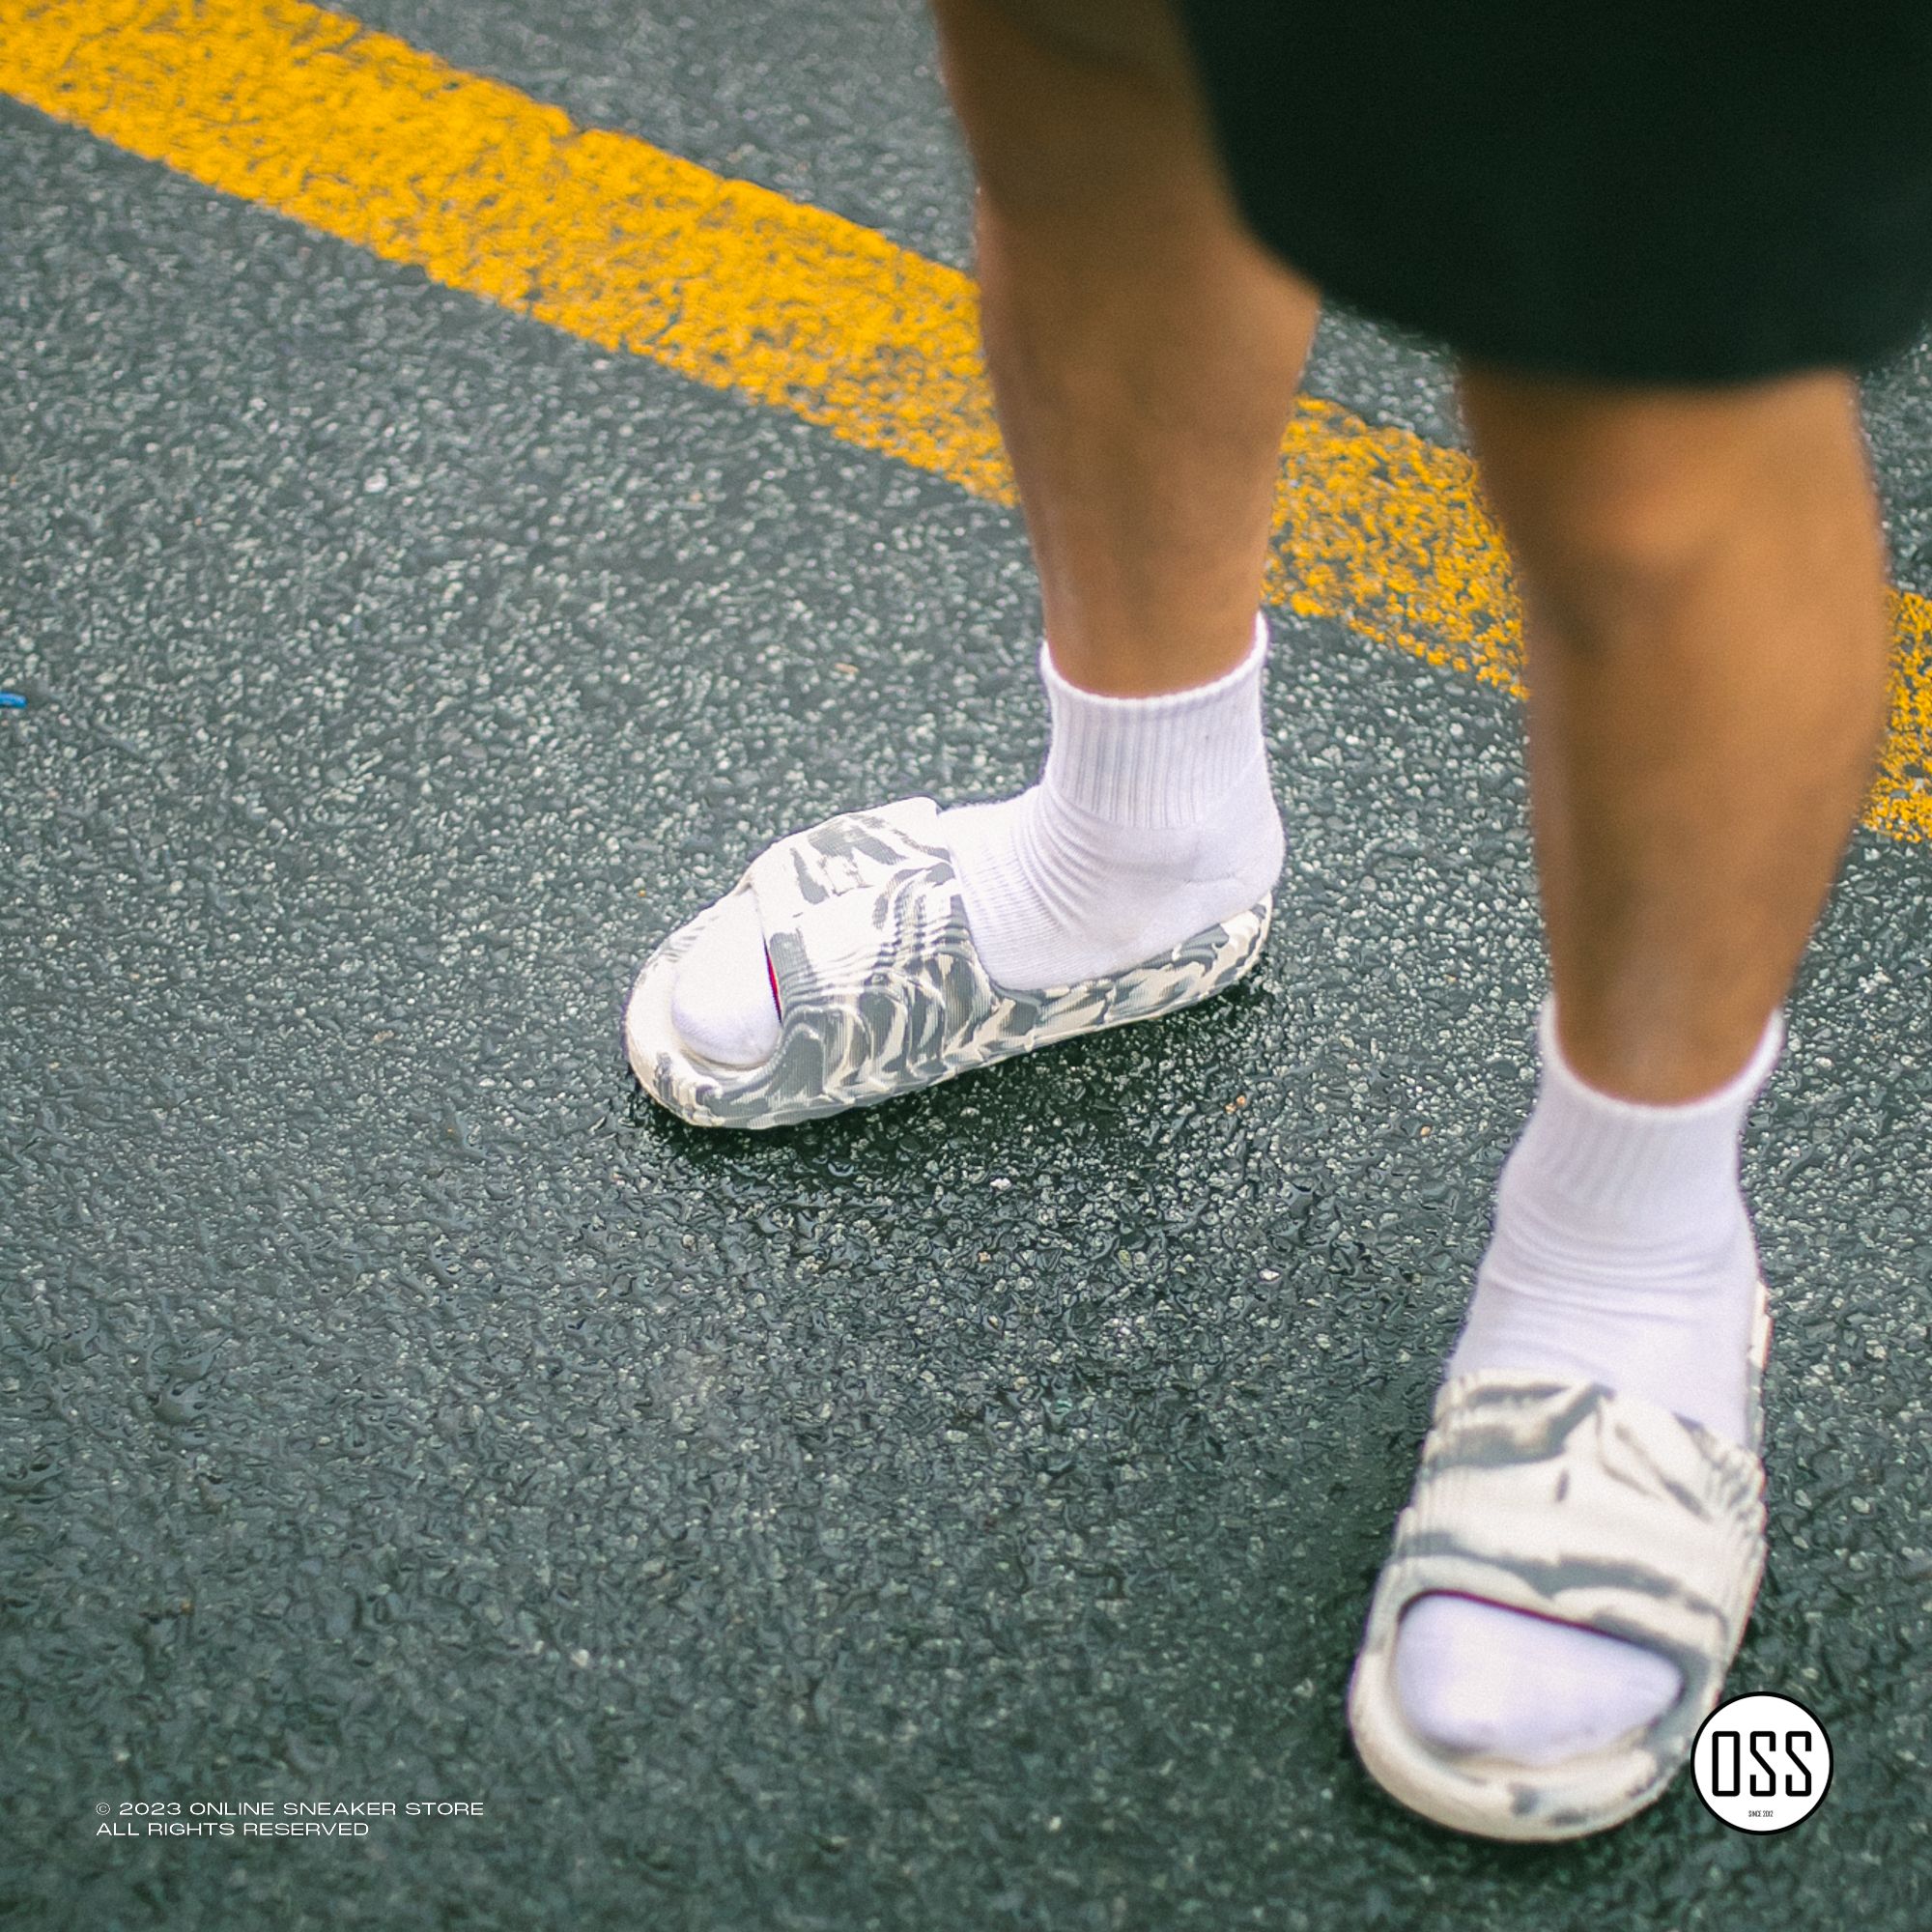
[1460,365,1890,1103]
[936,0,1319,700]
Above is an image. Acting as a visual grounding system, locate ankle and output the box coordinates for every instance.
[1034,618,1266,806]
[1510,1001,1785,1231]
[1448,998,1781,1442]
[938,617,1282,990]
[1553,1003,1793,1106]
[944,767,1280,990]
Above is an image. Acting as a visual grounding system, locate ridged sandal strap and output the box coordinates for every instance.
[1350,1295,1771,1840]
[746,795,1001,1096]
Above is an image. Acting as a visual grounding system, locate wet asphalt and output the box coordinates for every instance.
[4,5,1931,1927]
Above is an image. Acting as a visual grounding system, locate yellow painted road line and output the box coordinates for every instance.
[4,0,1930,839]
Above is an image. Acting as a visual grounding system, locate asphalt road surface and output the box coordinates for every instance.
[5,4,1930,1927]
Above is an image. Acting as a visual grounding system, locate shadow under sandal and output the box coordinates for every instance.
[1347,1283,1772,1841]
[626,794,1272,1129]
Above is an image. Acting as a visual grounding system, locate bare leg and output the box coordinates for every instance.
[932,0,1320,695]
[1462,367,1891,1101]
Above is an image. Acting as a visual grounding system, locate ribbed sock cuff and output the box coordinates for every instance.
[1039,614,1270,827]
[1518,997,1785,1228]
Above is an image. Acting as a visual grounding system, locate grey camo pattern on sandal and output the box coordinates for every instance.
[626,795,1271,1129]
[1348,1283,1773,1841]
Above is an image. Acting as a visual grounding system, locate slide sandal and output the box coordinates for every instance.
[626,795,1271,1129]
[1347,1284,1773,1840]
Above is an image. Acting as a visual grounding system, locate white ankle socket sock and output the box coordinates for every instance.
[669,617,1285,1065]
[942,616,1283,990]
[1397,999,1785,1765]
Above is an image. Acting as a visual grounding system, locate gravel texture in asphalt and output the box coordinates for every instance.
[4,8,1930,1927]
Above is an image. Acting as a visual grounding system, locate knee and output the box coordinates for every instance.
[1494,470,1731,639]
[930,0,1202,219]
[1461,369,1864,640]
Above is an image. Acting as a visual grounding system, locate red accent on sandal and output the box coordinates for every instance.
[766,949,781,1018]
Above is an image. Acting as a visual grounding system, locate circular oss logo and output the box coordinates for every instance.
[1691,1693,1833,1833]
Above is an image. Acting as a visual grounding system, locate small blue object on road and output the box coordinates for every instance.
[0,691,26,708]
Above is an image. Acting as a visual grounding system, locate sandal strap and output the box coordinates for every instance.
[747,795,952,934]
[748,796,1009,1086]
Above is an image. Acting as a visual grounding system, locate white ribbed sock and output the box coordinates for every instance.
[1396,1000,1784,1765]
[670,618,1284,1065]
[943,617,1283,990]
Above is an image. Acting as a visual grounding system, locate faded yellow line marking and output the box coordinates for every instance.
[4,0,1930,838]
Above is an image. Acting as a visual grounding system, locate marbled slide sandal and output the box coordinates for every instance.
[1347,1283,1773,1841]
[626,795,1271,1130]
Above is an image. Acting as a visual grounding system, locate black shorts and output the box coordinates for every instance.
[1176,2,1932,383]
